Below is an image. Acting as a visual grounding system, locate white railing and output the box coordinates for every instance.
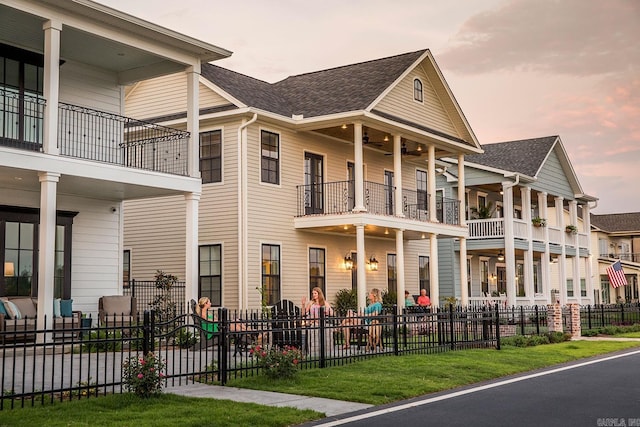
[513,219,528,239]
[548,226,562,245]
[467,219,588,250]
[467,218,504,239]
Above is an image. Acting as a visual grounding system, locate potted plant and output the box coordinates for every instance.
[565,224,578,234]
[532,216,547,227]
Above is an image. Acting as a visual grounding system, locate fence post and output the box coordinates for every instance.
[587,305,592,330]
[319,306,326,369]
[600,304,605,328]
[449,303,455,350]
[535,305,540,335]
[519,306,525,335]
[621,303,625,324]
[219,308,228,386]
[495,303,501,350]
[142,310,151,354]
[392,305,399,356]
[131,279,136,299]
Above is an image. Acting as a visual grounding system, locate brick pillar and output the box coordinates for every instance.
[547,303,563,333]
[567,303,581,339]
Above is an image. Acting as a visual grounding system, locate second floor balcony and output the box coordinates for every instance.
[296,180,460,225]
[0,88,190,176]
[468,217,589,248]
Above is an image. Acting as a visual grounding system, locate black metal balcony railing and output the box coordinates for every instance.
[1,88,190,176]
[296,180,460,225]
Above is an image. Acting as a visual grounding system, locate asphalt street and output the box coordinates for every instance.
[305,348,640,427]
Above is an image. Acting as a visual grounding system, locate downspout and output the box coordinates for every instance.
[237,113,258,310]
[502,174,520,190]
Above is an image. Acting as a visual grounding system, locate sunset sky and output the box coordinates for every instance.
[99,0,640,214]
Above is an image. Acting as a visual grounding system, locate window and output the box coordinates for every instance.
[581,278,587,298]
[1,206,75,298]
[516,262,524,297]
[467,258,472,297]
[387,254,396,294]
[0,43,45,147]
[534,262,542,294]
[261,130,279,184]
[416,170,427,211]
[199,130,222,183]
[309,248,325,295]
[566,278,574,298]
[419,256,430,295]
[123,250,131,288]
[199,244,222,306]
[261,244,280,305]
[413,78,423,102]
[480,259,489,294]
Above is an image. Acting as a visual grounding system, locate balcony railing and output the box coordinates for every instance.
[1,88,190,176]
[296,180,460,225]
[601,253,640,263]
[468,218,589,249]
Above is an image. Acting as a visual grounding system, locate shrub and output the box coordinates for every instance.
[381,290,397,311]
[175,328,198,348]
[545,331,571,343]
[334,288,357,316]
[250,344,302,379]
[122,352,166,398]
[81,329,122,352]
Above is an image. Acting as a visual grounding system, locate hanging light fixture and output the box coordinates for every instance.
[344,255,354,270]
[497,250,505,261]
[368,256,379,271]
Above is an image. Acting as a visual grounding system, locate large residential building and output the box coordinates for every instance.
[590,213,640,303]
[0,0,231,323]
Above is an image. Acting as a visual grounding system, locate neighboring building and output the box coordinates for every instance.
[441,136,598,306]
[124,49,484,311]
[0,0,231,324]
[590,213,640,303]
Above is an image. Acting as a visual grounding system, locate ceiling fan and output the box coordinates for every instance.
[362,132,384,147]
[384,142,422,157]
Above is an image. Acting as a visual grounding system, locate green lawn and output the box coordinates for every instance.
[1,340,638,427]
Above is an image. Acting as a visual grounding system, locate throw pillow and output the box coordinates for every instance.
[53,298,61,318]
[4,300,23,320]
[0,300,7,316]
[60,299,73,317]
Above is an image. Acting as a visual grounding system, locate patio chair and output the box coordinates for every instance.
[189,299,219,350]
[98,295,137,334]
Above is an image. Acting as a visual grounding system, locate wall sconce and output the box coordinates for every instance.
[497,251,504,261]
[490,273,497,281]
[550,256,559,264]
[344,255,354,270]
[368,256,379,271]
[4,262,15,277]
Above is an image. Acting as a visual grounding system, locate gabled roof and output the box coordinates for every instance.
[465,136,558,177]
[591,212,640,233]
[201,49,427,118]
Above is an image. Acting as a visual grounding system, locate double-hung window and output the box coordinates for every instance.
[199,130,222,183]
[261,244,281,305]
[387,254,397,294]
[419,256,430,294]
[308,248,325,295]
[261,130,279,184]
[199,244,222,306]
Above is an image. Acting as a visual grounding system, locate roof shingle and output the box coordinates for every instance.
[591,213,640,233]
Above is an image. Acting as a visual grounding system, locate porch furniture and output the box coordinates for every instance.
[98,295,137,328]
[0,296,82,343]
[271,300,303,350]
[189,299,219,350]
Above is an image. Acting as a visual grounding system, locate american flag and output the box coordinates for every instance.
[606,260,627,288]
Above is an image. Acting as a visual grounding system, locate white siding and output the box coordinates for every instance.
[59,61,121,113]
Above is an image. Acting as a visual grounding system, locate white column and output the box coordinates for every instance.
[428,145,437,222]
[429,233,439,308]
[43,20,61,155]
[555,196,567,305]
[393,135,404,218]
[522,187,535,304]
[395,229,405,308]
[353,123,366,212]
[539,191,551,303]
[459,237,468,306]
[36,172,60,335]
[185,192,200,307]
[502,182,516,306]
[458,154,466,226]
[583,203,594,304]
[186,65,201,178]
[356,225,367,310]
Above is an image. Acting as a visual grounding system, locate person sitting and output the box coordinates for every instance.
[404,290,416,307]
[197,297,218,339]
[417,289,431,308]
[341,288,383,351]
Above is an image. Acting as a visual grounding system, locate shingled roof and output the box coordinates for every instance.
[465,136,558,177]
[201,49,428,118]
[590,212,640,233]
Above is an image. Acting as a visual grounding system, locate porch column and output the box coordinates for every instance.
[583,203,594,304]
[459,237,468,306]
[185,192,200,308]
[353,123,366,212]
[522,187,535,304]
[428,145,437,222]
[539,191,551,303]
[186,64,201,178]
[43,20,61,155]
[458,154,466,226]
[429,233,439,308]
[393,135,404,217]
[356,225,367,310]
[555,196,567,305]
[37,172,59,335]
[502,181,516,306]
[569,200,580,301]
[395,229,406,308]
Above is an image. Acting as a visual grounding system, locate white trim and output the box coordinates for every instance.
[412,77,424,104]
[258,127,282,188]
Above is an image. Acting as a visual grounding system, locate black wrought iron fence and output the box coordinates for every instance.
[123,280,186,317]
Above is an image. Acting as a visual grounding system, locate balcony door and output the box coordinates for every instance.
[497,266,507,294]
[347,162,355,211]
[385,170,394,215]
[304,152,324,215]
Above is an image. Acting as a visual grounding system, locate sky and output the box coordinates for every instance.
[98,0,640,214]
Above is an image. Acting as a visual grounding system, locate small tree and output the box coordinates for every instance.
[334,288,357,315]
[150,270,178,334]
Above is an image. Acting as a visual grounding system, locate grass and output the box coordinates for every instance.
[1,340,639,426]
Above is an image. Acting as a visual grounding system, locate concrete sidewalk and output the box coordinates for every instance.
[165,382,372,417]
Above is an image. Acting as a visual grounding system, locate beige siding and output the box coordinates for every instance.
[60,61,121,113]
[125,73,232,120]
[375,64,459,138]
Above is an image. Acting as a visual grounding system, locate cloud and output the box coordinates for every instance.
[439,0,640,77]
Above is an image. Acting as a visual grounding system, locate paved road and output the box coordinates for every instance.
[305,348,640,427]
